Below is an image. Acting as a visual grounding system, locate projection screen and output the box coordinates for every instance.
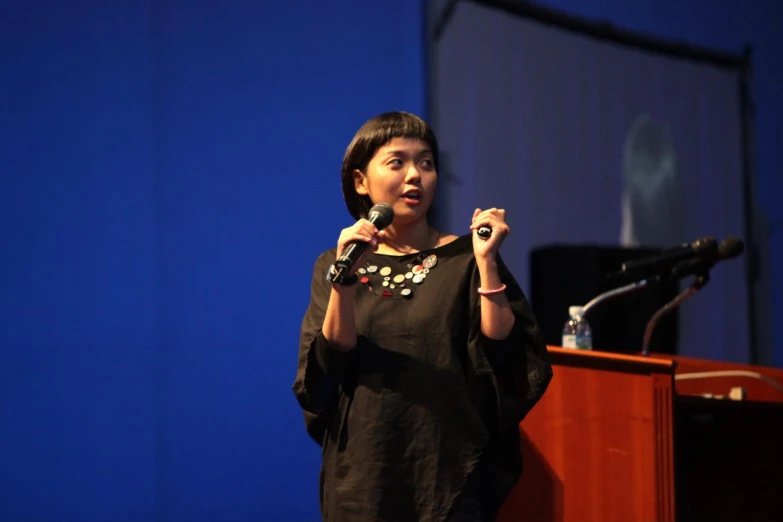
[428,0,754,363]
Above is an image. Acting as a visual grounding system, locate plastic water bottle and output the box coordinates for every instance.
[562,306,592,350]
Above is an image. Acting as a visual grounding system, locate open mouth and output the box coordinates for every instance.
[402,190,422,203]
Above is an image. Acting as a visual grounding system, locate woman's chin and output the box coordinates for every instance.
[393,203,429,221]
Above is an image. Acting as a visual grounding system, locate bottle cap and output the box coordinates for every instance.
[569,306,584,318]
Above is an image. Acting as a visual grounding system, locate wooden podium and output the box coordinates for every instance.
[497,346,783,522]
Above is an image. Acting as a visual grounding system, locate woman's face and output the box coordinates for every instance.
[354,137,437,225]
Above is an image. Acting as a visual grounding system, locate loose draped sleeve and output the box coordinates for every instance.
[469,253,553,426]
[463,252,553,517]
[293,250,358,445]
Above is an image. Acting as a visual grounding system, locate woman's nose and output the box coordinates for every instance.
[404,164,421,182]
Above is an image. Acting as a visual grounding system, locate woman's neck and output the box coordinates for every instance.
[377,220,438,255]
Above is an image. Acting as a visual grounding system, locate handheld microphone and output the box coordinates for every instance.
[334,203,395,273]
[611,237,718,281]
[669,237,744,279]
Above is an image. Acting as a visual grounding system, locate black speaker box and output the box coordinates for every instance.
[529,245,679,355]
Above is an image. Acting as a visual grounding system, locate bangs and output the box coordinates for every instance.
[344,112,439,173]
[362,112,435,150]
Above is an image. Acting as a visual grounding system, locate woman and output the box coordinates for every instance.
[293,111,552,522]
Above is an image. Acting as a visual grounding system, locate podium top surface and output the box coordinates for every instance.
[546,346,783,403]
[545,345,676,375]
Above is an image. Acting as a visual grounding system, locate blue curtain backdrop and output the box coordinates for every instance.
[1,1,780,521]
[0,1,424,521]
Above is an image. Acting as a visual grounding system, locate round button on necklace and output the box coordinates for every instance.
[359,251,438,300]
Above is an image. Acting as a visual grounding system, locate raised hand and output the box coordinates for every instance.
[470,208,509,261]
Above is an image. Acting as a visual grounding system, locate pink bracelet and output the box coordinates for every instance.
[478,284,507,296]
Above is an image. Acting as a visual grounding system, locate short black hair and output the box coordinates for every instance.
[341,111,439,220]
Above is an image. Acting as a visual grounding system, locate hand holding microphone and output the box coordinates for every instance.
[329,203,394,284]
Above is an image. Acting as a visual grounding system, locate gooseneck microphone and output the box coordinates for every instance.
[612,237,718,281]
[668,237,745,279]
[334,203,395,274]
[640,236,745,356]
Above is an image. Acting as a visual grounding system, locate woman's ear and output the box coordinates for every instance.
[353,169,368,196]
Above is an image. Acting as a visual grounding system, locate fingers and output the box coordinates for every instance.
[343,230,377,246]
[471,208,510,259]
[358,220,387,241]
[470,208,508,231]
[345,220,379,242]
[337,219,387,259]
[354,218,379,238]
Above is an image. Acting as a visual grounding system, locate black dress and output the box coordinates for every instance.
[293,234,552,522]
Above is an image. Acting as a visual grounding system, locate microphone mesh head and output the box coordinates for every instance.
[718,237,745,260]
[368,203,394,230]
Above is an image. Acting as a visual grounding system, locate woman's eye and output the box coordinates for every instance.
[421,159,434,168]
[389,159,403,166]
